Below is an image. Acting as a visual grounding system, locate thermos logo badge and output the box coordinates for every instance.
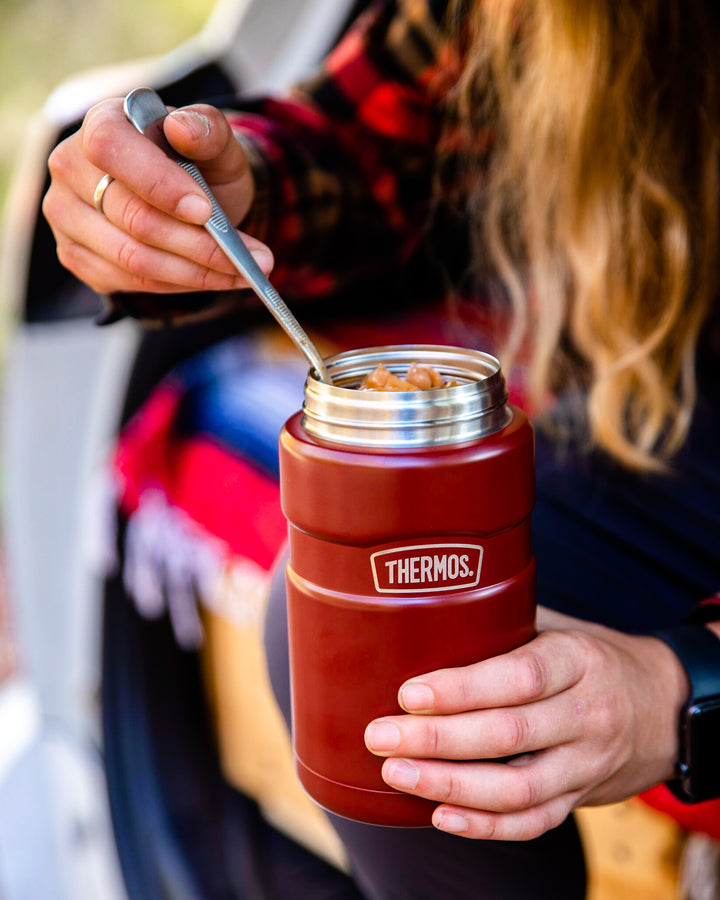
[370,544,484,594]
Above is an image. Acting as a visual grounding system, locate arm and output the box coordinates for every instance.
[42,1,457,305]
[364,607,716,841]
[226,0,458,297]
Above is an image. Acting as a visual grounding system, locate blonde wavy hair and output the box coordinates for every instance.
[449,0,720,470]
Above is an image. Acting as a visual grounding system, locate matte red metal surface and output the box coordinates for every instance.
[279,406,536,825]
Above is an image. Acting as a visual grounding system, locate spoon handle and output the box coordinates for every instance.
[123,87,331,384]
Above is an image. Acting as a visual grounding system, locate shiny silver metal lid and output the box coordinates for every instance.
[301,345,511,447]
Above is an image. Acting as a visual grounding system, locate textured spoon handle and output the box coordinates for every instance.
[123,87,331,384]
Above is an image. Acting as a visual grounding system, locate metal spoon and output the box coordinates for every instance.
[123,87,332,384]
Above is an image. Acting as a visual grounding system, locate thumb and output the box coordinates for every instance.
[165,104,232,158]
[165,104,254,225]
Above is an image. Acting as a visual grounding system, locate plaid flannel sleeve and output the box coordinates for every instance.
[225,0,459,301]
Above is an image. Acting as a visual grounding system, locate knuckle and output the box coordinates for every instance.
[479,815,499,840]
[82,110,117,170]
[539,803,566,836]
[41,190,58,225]
[454,669,474,709]
[418,720,442,757]
[55,243,71,272]
[121,195,153,238]
[575,631,608,673]
[56,238,80,271]
[593,691,626,736]
[116,238,145,276]
[516,653,549,699]
[498,710,530,754]
[47,143,70,182]
[438,769,465,805]
[522,809,556,841]
[507,774,538,811]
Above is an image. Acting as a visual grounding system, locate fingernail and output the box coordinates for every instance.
[365,720,400,752]
[400,681,435,712]
[176,194,212,224]
[169,109,211,140]
[384,759,419,791]
[434,811,469,833]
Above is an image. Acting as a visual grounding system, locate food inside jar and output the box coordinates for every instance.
[359,363,457,391]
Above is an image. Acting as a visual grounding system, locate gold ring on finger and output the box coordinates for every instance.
[93,173,115,215]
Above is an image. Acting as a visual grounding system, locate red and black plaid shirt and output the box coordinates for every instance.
[227,0,488,304]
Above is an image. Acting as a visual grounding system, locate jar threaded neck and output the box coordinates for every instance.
[302,345,510,448]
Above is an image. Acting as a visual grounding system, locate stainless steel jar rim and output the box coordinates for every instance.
[302,345,510,447]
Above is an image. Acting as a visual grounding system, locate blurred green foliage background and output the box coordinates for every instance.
[0,0,216,213]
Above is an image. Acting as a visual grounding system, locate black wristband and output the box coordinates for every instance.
[653,625,720,803]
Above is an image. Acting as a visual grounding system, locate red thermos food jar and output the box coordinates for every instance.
[278,345,536,826]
